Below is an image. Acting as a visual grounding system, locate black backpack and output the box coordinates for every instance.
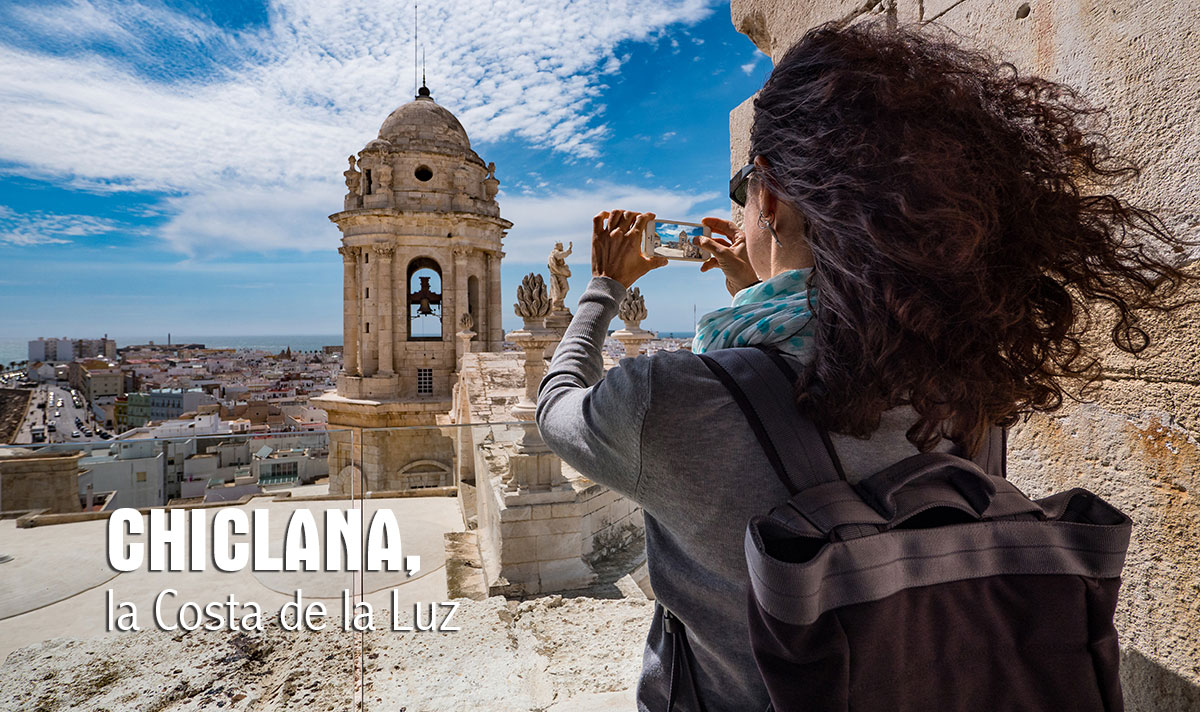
[680,346,1132,712]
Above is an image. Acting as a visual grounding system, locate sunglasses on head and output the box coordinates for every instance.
[729,163,755,207]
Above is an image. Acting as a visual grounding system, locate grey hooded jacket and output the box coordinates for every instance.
[536,275,955,712]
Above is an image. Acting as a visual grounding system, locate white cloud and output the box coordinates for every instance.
[0,0,714,190]
[740,50,767,74]
[0,0,716,252]
[0,205,128,245]
[156,179,340,256]
[497,182,722,264]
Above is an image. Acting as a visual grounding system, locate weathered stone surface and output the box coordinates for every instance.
[0,596,652,712]
[0,450,82,514]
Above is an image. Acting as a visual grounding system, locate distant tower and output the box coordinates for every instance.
[315,83,511,494]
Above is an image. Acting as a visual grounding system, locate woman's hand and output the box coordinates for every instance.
[698,217,760,297]
[592,210,669,288]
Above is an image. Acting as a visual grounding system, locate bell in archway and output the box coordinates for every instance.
[409,275,442,317]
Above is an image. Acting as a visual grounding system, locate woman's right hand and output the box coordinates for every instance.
[698,217,760,297]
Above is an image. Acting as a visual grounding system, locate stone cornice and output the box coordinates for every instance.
[328,208,513,232]
[342,236,502,257]
[355,145,488,168]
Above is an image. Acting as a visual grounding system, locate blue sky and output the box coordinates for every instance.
[0,0,772,339]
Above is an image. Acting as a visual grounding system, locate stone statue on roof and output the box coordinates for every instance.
[548,241,573,312]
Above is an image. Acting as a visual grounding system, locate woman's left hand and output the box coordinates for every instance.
[591,210,668,288]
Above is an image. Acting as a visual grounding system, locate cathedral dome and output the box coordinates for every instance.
[377,86,472,154]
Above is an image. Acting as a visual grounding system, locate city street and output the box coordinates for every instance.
[9,382,107,446]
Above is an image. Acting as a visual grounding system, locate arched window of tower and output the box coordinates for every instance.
[467,275,479,341]
[407,257,443,341]
[415,165,433,182]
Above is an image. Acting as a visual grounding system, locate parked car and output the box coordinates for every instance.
[71,430,81,438]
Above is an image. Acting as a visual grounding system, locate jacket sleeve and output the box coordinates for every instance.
[535,275,651,500]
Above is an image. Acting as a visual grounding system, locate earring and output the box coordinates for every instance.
[758,211,783,246]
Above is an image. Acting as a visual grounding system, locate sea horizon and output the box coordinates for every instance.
[1,330,697,368]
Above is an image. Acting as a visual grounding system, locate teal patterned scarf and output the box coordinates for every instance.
[692,267,817,360]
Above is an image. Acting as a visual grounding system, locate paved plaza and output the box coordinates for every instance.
[0,492,460,660]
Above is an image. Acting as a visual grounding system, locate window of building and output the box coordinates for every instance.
[365,322,370,333]
[263,461,298,480]
[136,471,147,483]
[364,252,369,264]
[365,287,369,299]
[417,368,433,395]
[467,275,479,341]
[414,165,433,182]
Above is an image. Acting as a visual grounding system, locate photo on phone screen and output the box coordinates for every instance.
[643,220,711,261]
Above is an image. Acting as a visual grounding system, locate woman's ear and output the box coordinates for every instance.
[752,155,778,219]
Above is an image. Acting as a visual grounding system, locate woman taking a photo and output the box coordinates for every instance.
[536,20,1192,712]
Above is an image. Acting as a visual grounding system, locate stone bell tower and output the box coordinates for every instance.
[314,84,512,494]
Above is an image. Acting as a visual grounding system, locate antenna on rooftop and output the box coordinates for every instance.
[422,46,427,89]
[413,3,419,97]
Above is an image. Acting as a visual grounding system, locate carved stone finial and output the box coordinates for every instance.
[514,273,551,321]
[483,161,500,200]
[459,311,474,331]
[343,156,363,209]
[618,286,648,325]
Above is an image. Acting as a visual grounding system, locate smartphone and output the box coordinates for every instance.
[642,219,712,262]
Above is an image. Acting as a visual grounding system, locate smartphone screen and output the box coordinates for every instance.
[643,219,711,261]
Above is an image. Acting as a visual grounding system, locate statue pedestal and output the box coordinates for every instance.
[545,309,572,332]
[612,324,654,358]
[505,400,568,492]
[545,310,572,355]
[455,327,475,370]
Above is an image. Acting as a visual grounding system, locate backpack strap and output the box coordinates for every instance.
[660,605,709,712]
[698,347,842,495]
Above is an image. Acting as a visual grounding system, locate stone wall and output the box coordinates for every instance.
[0,451,82,514]
[324,421,454,495]
[578,484,645,566]
[455,351,646,596]
[728,1,1200,707]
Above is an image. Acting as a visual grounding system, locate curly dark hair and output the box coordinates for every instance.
[749,21,1196,457]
